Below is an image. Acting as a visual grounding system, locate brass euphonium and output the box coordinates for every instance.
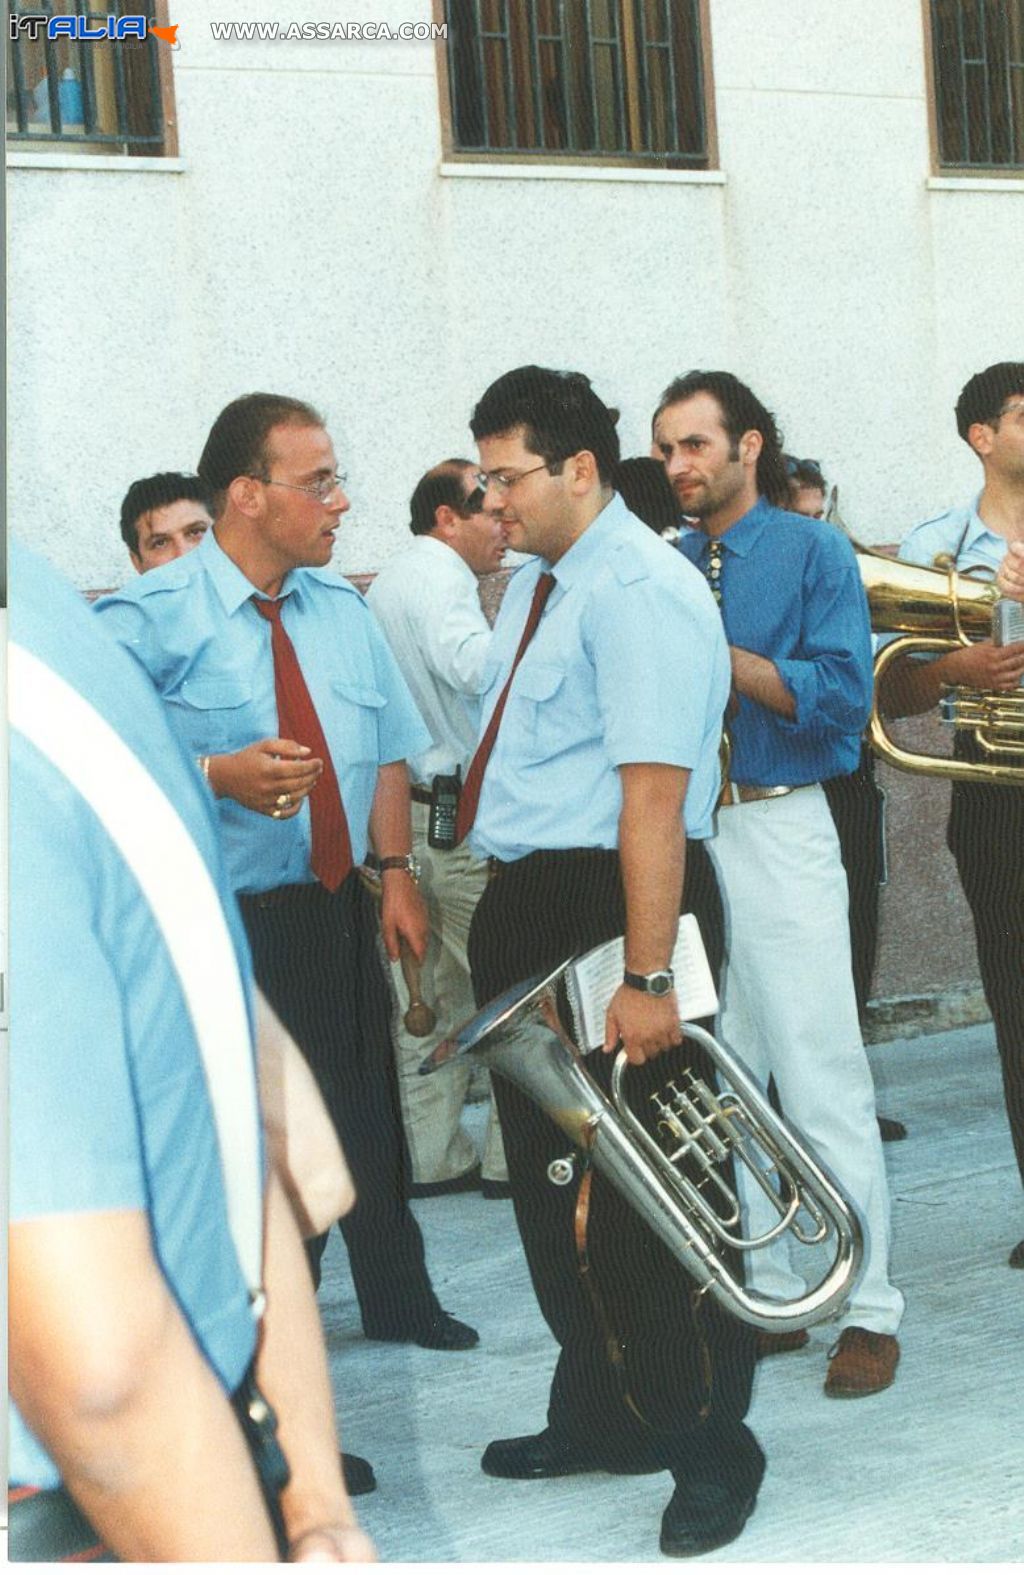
[422,943,864,1334]
[855,545,1024,785]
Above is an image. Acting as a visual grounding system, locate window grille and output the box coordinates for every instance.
[929,0,1023,169]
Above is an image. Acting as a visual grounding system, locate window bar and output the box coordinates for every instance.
[145,24,164,141]
[527,0,546,148]
[498,0,519,149]
[979,0,993,165]
[72,0,95,135]
[690,0,707,159]
[582,0,601,151]
[955,0,970,164]
[472,0,492,149]
[999,1,1020,164]
[554,0,576,150]
[42,14,63,136]
[110,13,131,141]
[10,31,32,133]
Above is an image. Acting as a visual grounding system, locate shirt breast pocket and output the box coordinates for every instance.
[174,673,254,752]
[328,679,387,764]
[513,663,571,760]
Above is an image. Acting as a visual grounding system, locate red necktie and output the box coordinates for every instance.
[253,597,353,891]
[455,572,556,844]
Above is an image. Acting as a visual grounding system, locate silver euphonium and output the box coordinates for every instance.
[422,945,863,1334]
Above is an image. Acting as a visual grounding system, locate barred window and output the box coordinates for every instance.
[928,0,1023,169]
[6,2,176,156]
[441,0,712,167]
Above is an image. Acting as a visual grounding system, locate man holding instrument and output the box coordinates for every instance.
[460,366,763,1560]
[95,393,477,1359]
[885,361,1024,1271]
[367,458,510,1199]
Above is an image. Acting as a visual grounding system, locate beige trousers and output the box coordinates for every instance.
[388,801,507,1184]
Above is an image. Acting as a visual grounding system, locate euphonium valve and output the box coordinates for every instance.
[421,934,864,1334]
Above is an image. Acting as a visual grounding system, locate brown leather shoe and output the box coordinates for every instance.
[824,1327,899,1398]
[756,1328,809,1358]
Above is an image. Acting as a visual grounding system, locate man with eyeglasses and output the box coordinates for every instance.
[459,367,764,1559]
[95,393,479,1377]
[366,460,510,1201]
[883,361,1024,1272]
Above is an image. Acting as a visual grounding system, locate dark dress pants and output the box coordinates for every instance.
[468,843,762,1493]
[823,743,886,1025]
[240,873,441,1335]
[947,758,1024,1191]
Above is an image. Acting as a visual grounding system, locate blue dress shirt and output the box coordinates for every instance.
[675,498,873,785]
[898,498,1008,577]
[10,541,259,1487]
[471,494,731,862]
[95,531,430,893]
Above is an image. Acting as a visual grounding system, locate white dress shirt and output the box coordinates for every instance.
[366,533,492,783]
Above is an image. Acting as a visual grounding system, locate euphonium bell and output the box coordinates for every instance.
[421,937,864,1334]
[856,546,1024,785]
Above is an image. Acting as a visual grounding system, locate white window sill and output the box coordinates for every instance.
[926,174,1024,193]
[439,160,724,185]
[7,151,185,173]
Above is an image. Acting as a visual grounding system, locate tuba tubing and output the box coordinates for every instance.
[423,961,864,1333]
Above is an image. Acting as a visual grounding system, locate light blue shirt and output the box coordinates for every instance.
[470,494,731,862]
[9,541,260,1488]
[675,499,873,785]
[898,497,1007,576]
[95,531,430,893]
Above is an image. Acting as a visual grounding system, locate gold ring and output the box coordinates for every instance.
[271,807,282,819]
[275,793,290,808]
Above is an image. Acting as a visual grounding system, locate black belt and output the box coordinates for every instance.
[238,881,328,911]
[410,784,433,806]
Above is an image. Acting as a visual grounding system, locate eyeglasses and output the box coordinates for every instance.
[474,462,552,497]
[259,472,348,503]
[784,456,824,481]
[458,486,487,515]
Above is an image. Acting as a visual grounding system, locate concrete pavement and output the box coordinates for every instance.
[318,1019,1023,1563]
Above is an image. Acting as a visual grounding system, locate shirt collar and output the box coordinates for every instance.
[204,529,304,614]
[544,492,630,589]
[413,532,479,588]
[961,495,1006,555]
[701,495,774,558]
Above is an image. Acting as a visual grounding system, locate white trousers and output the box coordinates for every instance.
[388,801,506,1184]
[707,785,904,1335]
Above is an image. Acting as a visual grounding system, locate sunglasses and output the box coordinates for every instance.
[785,456,824,480]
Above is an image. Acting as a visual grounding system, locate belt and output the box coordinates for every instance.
[717,781,798,808]
[238,881,326,910]
[410,784,433,806]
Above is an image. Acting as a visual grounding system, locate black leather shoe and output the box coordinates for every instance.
[660,1481,758,1558]
[340,1452,377,1496]
[481,1178,513,1200]
[414,1311,479,1350]
[408,1165,481,1198]
[877,1115,908,1142]
[1009,1238,1024,1269]
[481,1428,665,1480]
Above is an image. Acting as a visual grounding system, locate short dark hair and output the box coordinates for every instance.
[653,370,789,507]
[470,365,621,485]
[197,392,324,512]
[615,456,681,534]
[954,362,1024,444]
[409,458,477,536]
[119,471,214,555]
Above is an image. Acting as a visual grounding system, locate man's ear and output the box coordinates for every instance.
[228,475,263,518]
[739,428,763,468]
[432,505,459,543]
[968,420,994,460]
[568,449,599,493]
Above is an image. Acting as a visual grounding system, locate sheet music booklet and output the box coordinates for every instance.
[563,914,719,1052]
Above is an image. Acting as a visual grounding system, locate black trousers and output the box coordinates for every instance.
[468,843,761,1487]
[823,743,886,1026]
[947,762,1024,1192]
[240,873,441,1335]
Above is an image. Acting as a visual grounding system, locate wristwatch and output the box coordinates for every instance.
[378,854,421,881]
[622,967,675,997]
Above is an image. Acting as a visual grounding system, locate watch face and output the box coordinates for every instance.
[650,973,673,996]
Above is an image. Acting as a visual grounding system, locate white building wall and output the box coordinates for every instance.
[7,0,1024,590]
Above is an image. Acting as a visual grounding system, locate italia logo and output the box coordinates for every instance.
[9,14,179,47]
